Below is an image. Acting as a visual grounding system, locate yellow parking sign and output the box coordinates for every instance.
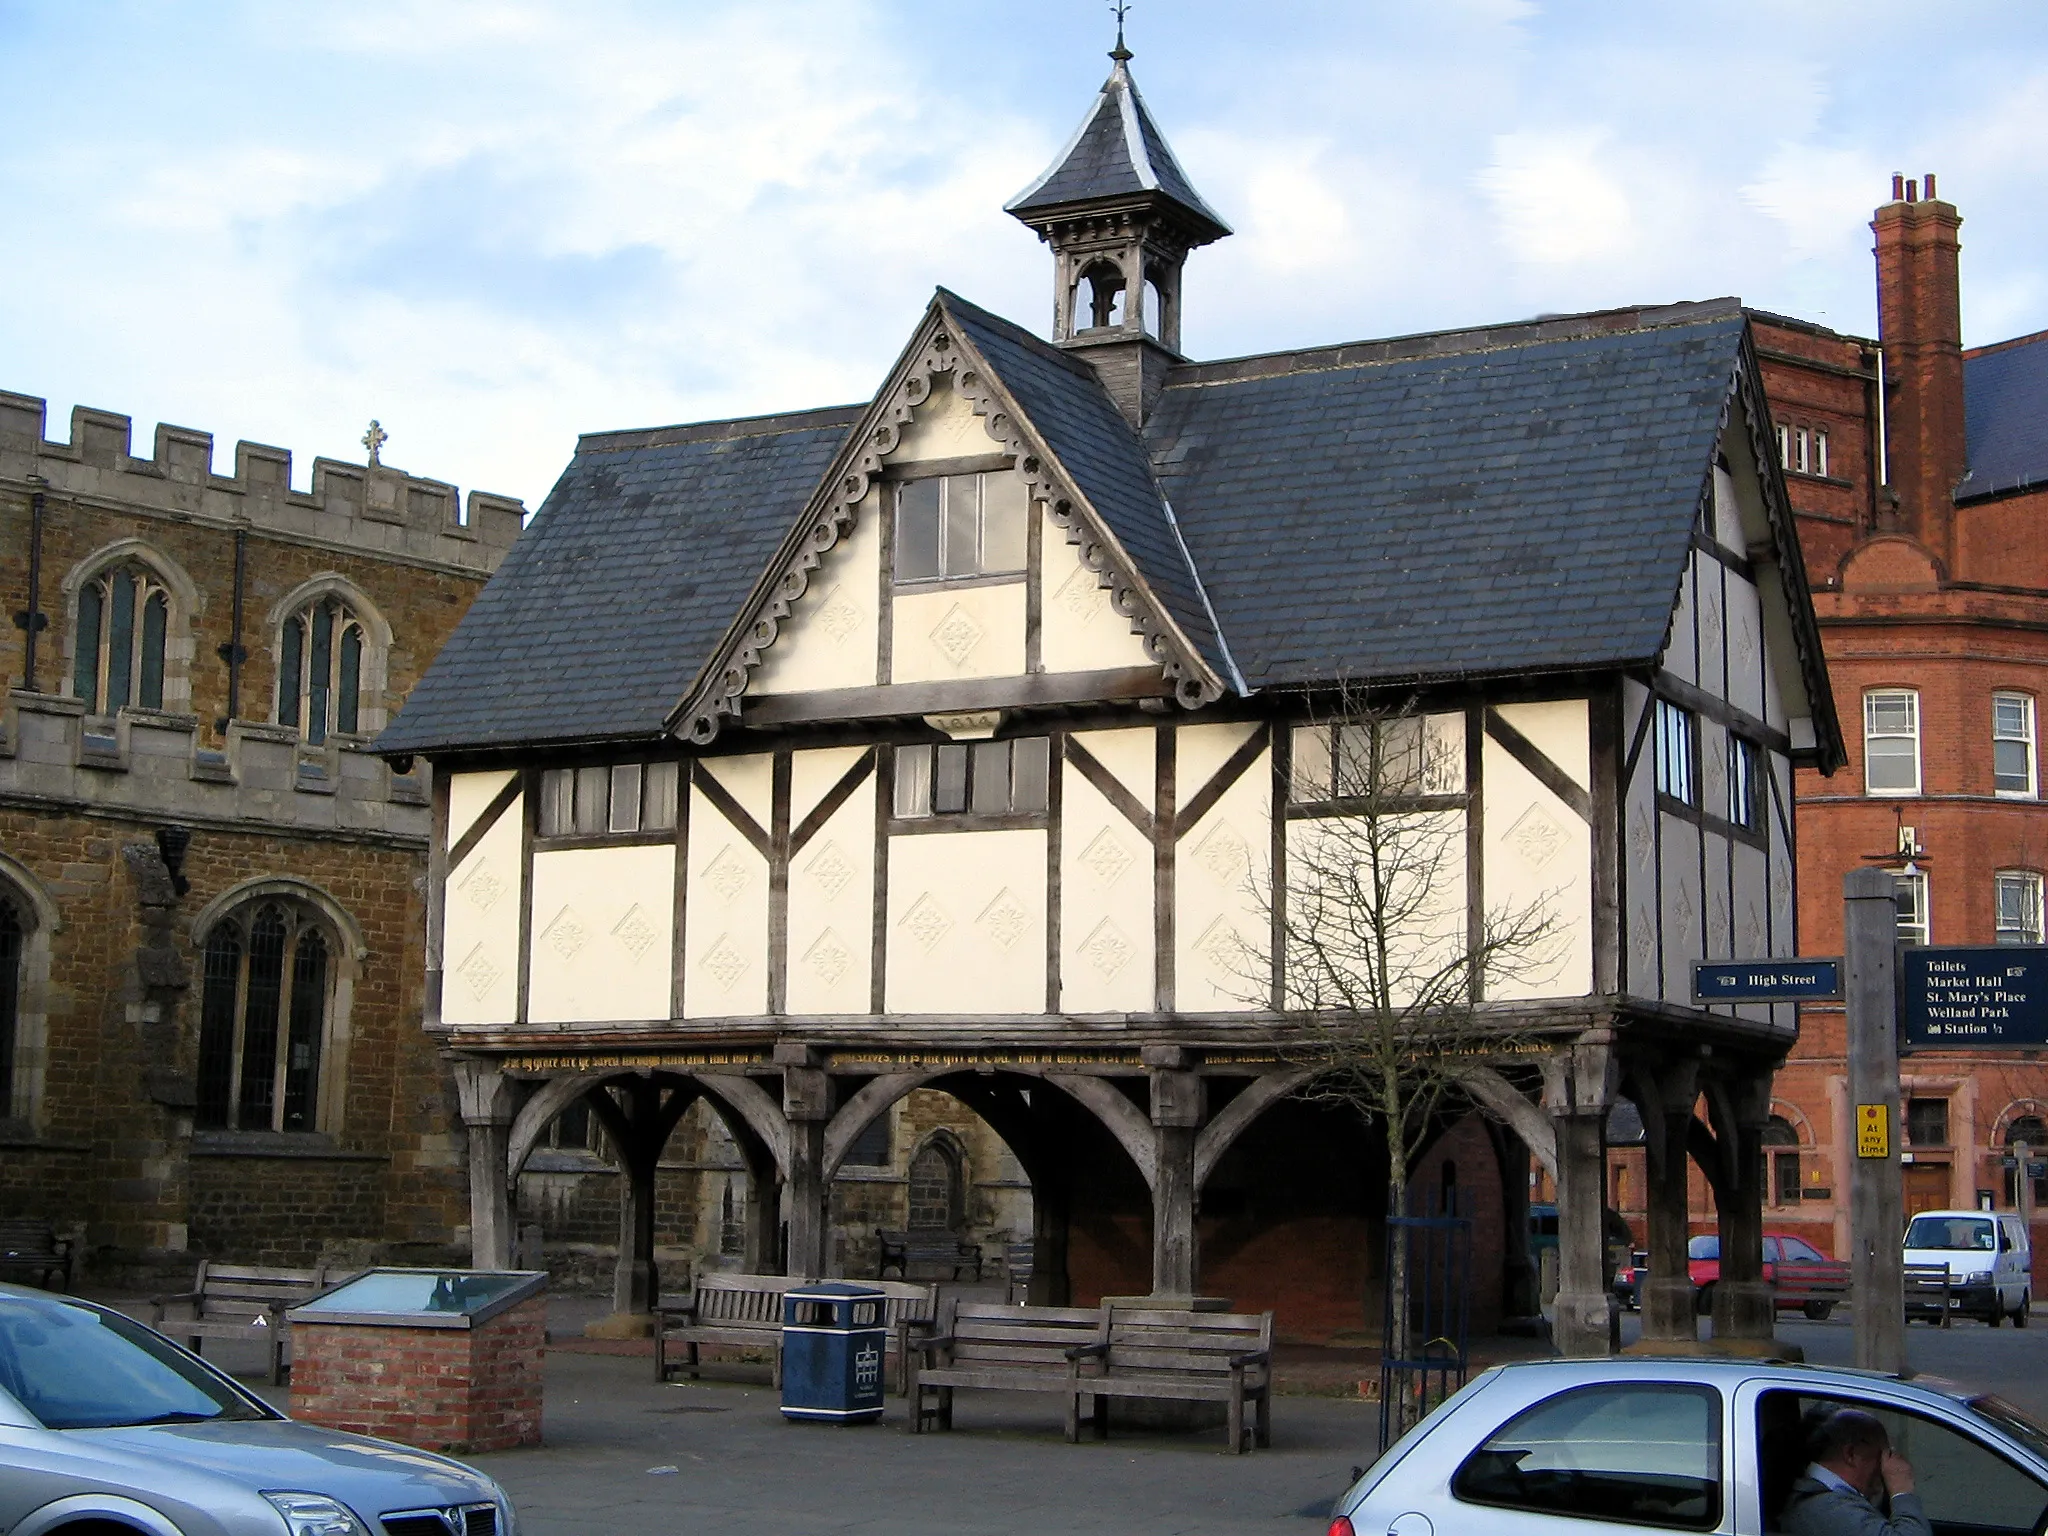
[1856,1103,1890,1159]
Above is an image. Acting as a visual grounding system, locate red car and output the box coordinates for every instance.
[1688,1231,1837,1318]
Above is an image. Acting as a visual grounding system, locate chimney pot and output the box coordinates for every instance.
[1925,171,1938,200]
[1907,179,1919,203]
[1893,172,1905,201]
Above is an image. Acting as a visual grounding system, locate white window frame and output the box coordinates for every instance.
[1655,698,1697,806]
[1996,871,2044,946]
[1994,693,2037,798]
[1895,871,1930,946]
[1813,428,1830,478]
[1864,689,1922,796]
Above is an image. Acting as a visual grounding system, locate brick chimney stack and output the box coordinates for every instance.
[1873,172,1965,570]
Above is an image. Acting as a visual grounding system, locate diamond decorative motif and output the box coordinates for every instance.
[700,934,747,991]
[1078,827,1134,887]
[804,929,853,986]
[1734,618,1759,672]
[1505,804,1567,872]
[1709,890,1730,947]
[1194,822,1251,888]
[1632,910,1657,970]
[806,841,856,901]
[1772,861,1792,913]
[1674,880,1697,929]
[1741,901,1764,954]
[978,888,1030,951]
[929,604,986,669]
[1699,584,1723,648]
[458,859,505,913]
[1079,918,1133,980]
[1627,809,1653,872]
[1054,566,1107,622]
[542,906,588,961]
[900,894,953,953]
[816,588,861,643]
[701,845,751,904]
[612,904,657,964]
[455,944,502,1002]
[1194,917,1245,975]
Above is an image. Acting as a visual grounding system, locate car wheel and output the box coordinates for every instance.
[1991,1300,2005,1327]
[1695,1283,1715,1318]
[2019,1292,2032,1328]
[1803,1301,1834,1321]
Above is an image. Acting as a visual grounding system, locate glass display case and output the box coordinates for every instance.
[292,1268,545,1328]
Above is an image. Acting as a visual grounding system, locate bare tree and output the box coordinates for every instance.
[1239,691,1565,1428]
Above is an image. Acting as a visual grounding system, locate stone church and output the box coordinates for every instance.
[380,48,1843,1355]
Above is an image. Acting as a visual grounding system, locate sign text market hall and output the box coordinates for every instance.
[1904,946,2048,1050]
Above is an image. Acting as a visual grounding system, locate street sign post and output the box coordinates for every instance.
[1844,870,1904,1375]
[1903,946,2048,1050]
[1692,959,1843,1003]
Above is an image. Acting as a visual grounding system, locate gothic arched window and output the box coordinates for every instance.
[196,900,332,1132]
[73,562,169,713]
[278,594,368,743]
[1763,1115,1802,1207]
[907,1135,966,1232]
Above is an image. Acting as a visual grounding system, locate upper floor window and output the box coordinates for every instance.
[1727,735,1763,832]
[1655,699,1697,806]
[1864,690,1920,795]
[196,899,332,1133]
[1776,423,1829,478]
[278,595,366,744]
[1895,870,1930,945]
[893,472,1028,583]
[895,738,1049,819]
[73,562,168,714]
[1291,717,1462,804]
[1997,872,2044,945]
[1995,693,2037,797]
[538,762,680,838]
[1907,1096,1951,1149]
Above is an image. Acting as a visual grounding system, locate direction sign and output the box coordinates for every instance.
[1692,959,1842,1003]
[1904,946,2048,1050]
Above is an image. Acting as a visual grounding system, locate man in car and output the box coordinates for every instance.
[1783,1408,1931,1536]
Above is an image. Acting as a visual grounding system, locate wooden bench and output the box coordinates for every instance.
[1003,1238,1034,1304]
[149,1261,340,1385]
[866,1278,939,1396]
[0,1219,72,1291]
[1773,1259,1851,1321]
[1906,1261,1956,1327]
[877,1228,984,1282]
[1069,1303,1273,1454]
[654,1271,793,1386]
[911,1299,1104,1441]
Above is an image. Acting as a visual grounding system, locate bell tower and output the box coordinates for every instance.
[1005,34,1230,427]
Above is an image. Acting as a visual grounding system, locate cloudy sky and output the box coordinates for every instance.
[5,0,2047,511]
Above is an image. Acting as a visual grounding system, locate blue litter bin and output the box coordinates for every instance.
[781,1282,887,1424]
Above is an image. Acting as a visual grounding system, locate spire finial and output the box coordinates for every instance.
[1110,1,1132,63]
[362,419,388,466]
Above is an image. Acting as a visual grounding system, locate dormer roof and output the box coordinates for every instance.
[1005,59,1230,241]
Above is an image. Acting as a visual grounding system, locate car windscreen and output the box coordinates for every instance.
[1687,1236,1719,1260]
[1906,1216,1996,1252]
[0,1294,273,1429]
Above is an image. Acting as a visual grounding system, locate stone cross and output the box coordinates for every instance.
[362,419,388,466]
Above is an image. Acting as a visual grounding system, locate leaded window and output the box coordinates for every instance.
[278,595,367,744]
[894,739,1049,819]
[1655,699,1697,806]
[538,762,680,837]
[1291,717,1461,804]
[893,472,1029,582]
[195,901,331,1132]
[73,563,169,714]
[1727,735,1763,831]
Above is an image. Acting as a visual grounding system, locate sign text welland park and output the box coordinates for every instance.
[1904,946,2048,1050]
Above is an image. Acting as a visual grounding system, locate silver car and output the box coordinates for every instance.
[0,1284,518,1535]
[1330,1356,2048,1536]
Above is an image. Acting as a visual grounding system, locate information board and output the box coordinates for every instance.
[1903,946,2048,1050]
[1692,959,1842,1003]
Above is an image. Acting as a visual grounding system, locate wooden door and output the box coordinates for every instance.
[1905,1164,1951,1217]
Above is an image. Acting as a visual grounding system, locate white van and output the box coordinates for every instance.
[1902,1209,2033,1325]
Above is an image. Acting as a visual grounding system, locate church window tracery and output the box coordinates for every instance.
[196,899,333,1133]
[73,562,169,714]
[278,594,368,743]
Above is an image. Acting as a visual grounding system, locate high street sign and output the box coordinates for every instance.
[1903,946,2048,1050]
[1692,959,1843,1003]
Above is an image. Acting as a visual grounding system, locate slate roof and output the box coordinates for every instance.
[938,289,1232,683]
[1959,330,2048,502]
[1144,310,1752,690]
[375,405,859,755]
[1005,60,1229,238]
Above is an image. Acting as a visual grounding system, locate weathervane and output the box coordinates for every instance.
[1110,1,1131,62]
[362,419,388,466]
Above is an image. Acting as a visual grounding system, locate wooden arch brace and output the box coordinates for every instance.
[504,1069,792,1183]
[1192,1068,1314,1191]
[1457,1064,1559,1179]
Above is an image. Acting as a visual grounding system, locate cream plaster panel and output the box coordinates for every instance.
[1621,682,1659,999]
[1731,838,1778,1028]
[442,789,523,1026]
[786,780,876,1015]
[891,583,1026,683]
[1695,553,1726,699]
[886,830,1045,1015]
[1769,751,1797,954]
[1724,573,1765,722]
[1660,812,1705,1001]
[1483,736,1592,1001]
[1039,522,1157,675]
[1491,701,1588,793]
[685,785,770,1017]
[1760,569,1795,730]
[700,753,774,833]
[528,845,676,1024]
[1059,771,1153,1013]
[1175,723,1262,806]
[1176,746,1270,1011]
[1664,560,1697,685]
[1071,728,1154,811]
[750,493,881,696]
[448,770,516,848]
[1286,812,1466,1010]
[1699,716,1728,823]
[1702,826,1732,958]
[791,745,871,828]
[887,376,1005,463]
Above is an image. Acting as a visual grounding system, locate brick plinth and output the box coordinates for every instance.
[289,1295,544,1453]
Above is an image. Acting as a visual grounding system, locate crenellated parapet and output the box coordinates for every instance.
[0,689,430,844]
[0,391,522,573]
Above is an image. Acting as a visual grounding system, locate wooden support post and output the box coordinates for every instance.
[1149,1065,1203,1298]
[452,1057,516,1271]
[1553,1110,1617,1356]
[1708,1075,1775,1345]
[1642,1096,1697,1344]
[782,1054,831,1278]
[1846,867,1906,1375]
